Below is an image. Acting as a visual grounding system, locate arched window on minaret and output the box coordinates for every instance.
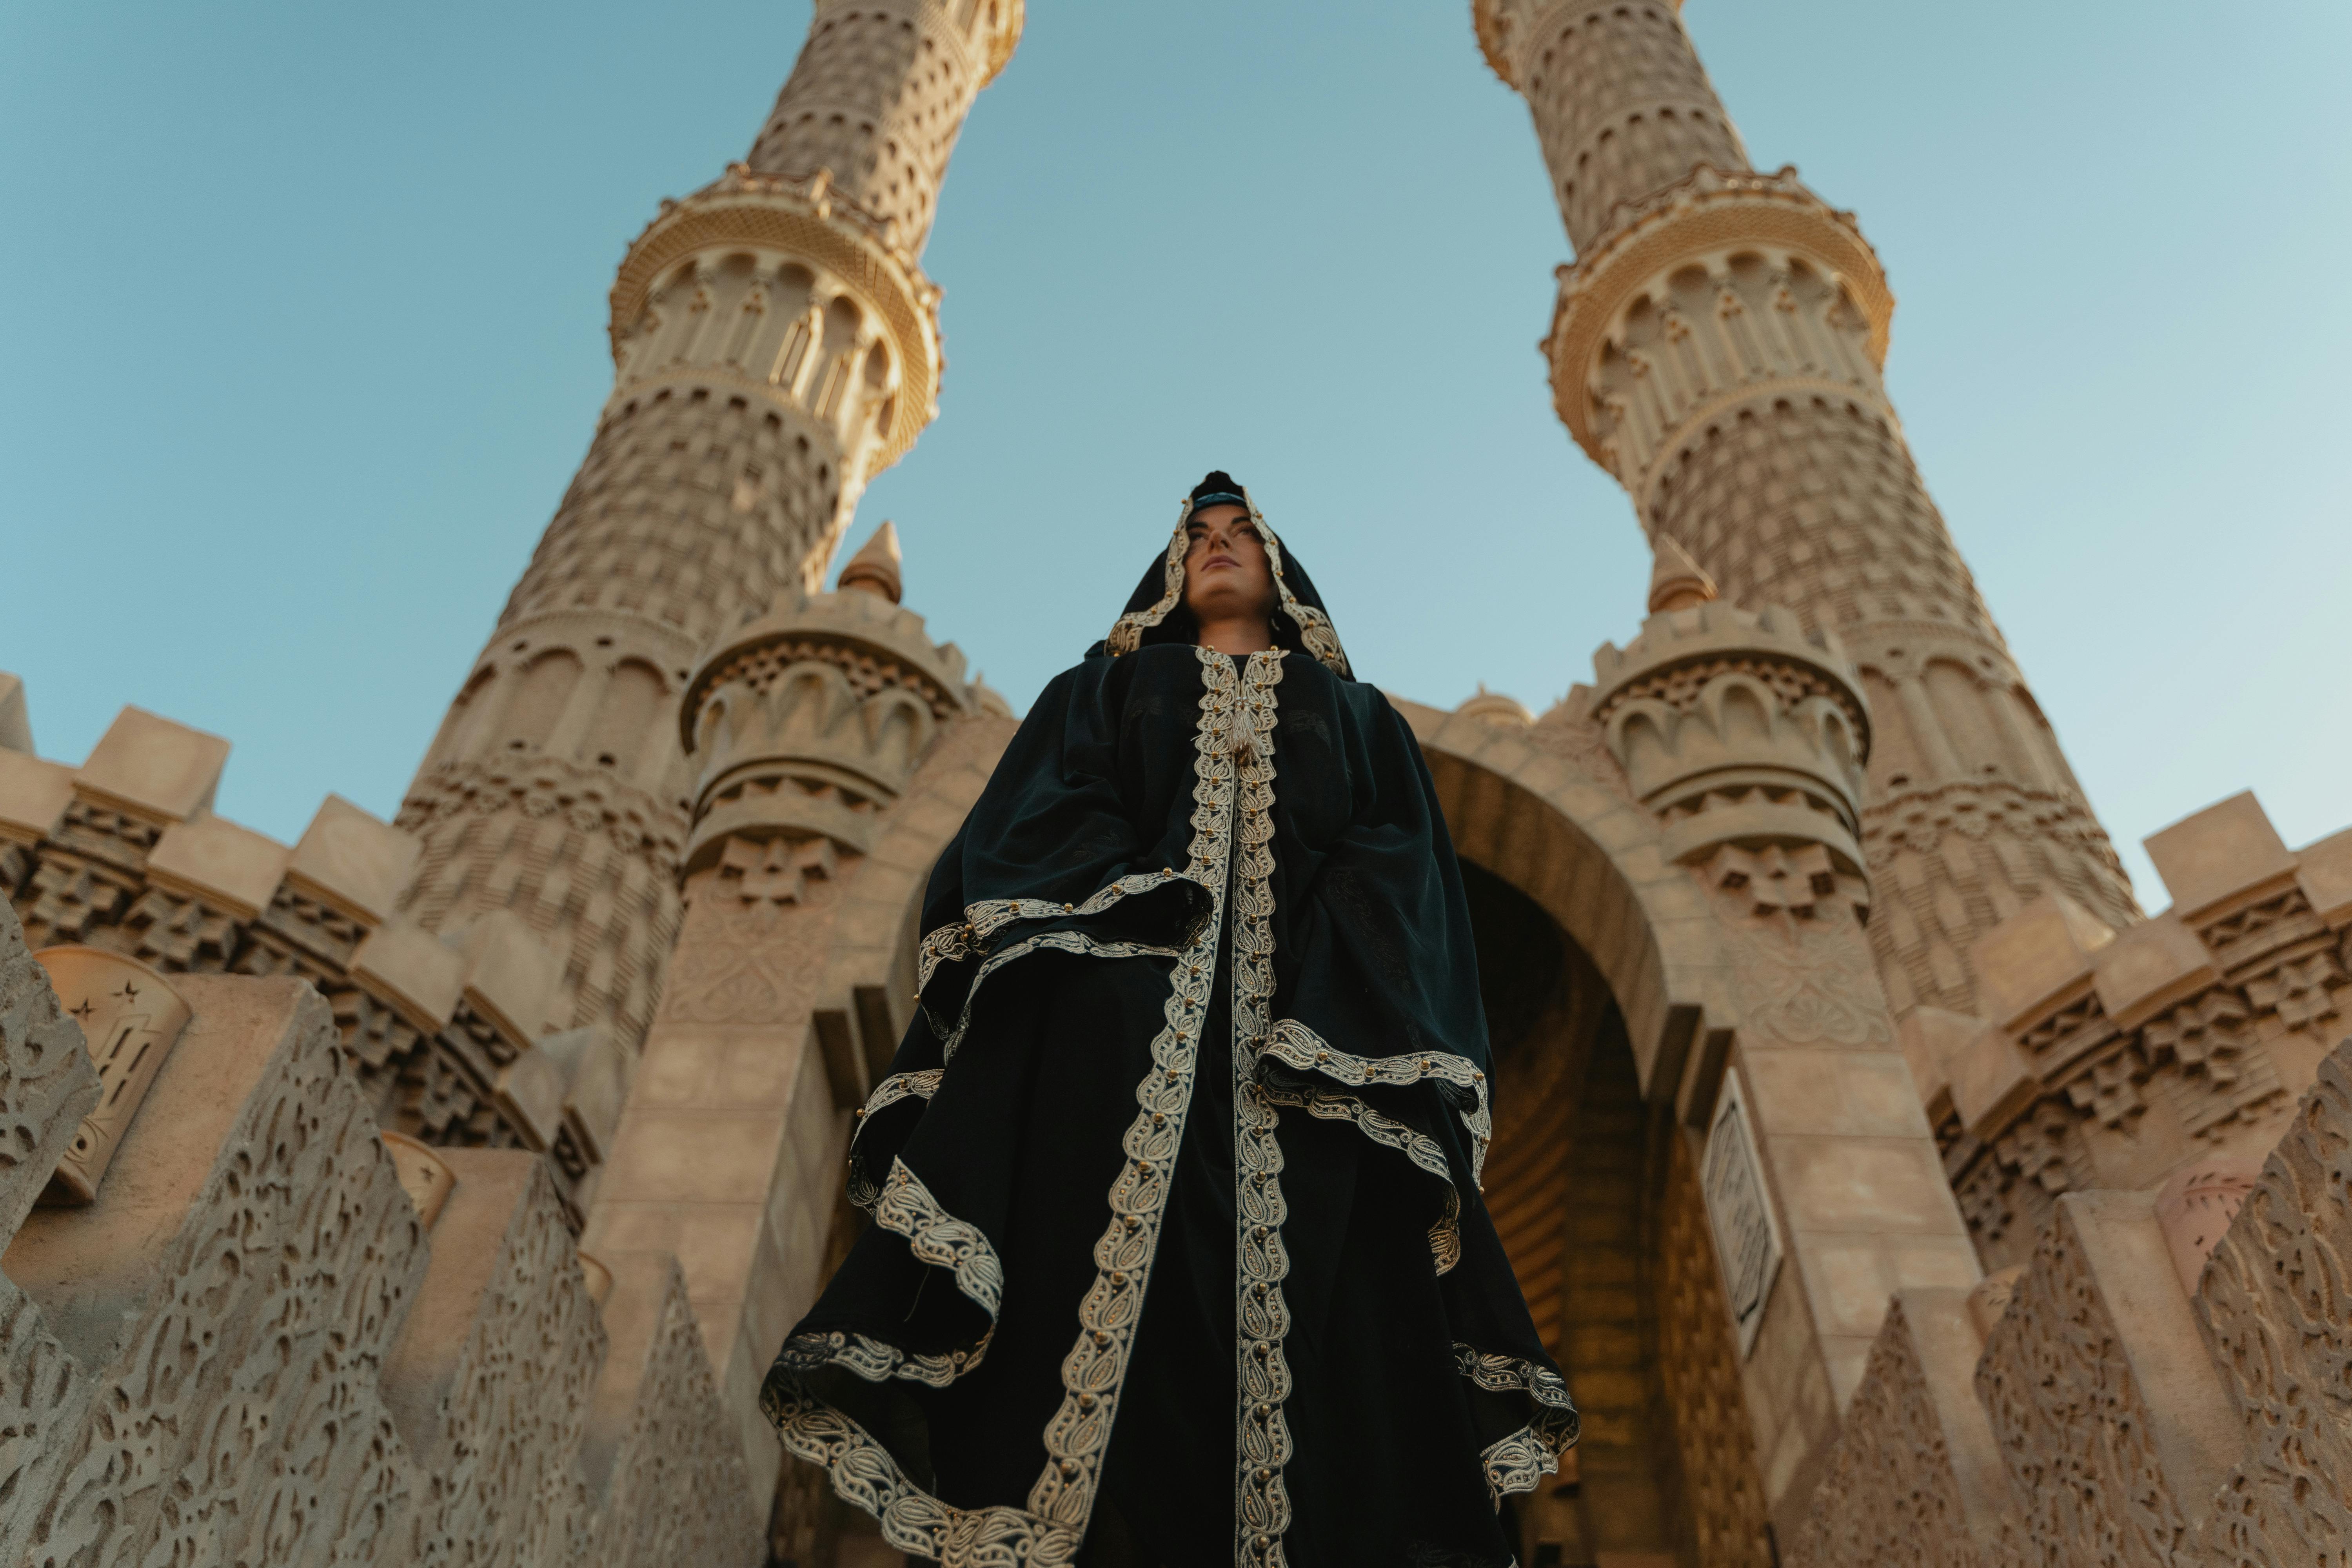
[583,660,668,778]
[501,651,582,754]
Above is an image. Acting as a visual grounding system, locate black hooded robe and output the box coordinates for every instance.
[763,487,1575,1568]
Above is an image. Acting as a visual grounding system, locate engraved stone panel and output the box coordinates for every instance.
[1701,1071,1784,1356]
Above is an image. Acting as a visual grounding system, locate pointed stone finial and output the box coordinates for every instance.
[1647,532,1718,615]
[837,521,903,603]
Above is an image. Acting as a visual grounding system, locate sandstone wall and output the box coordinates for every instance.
[1791,1027,2352,1566]
[0,896,761,1567]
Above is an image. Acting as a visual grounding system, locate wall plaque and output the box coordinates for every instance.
[1701,1070,1784,1357]
[35,946,193,1205]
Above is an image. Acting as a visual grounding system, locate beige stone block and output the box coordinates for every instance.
[2296,825,2352,927]
[145,814,291,921]
[1968,891,2115,1031]
[0,748,74,846]
[0,671,29,753]
[1793,1238,1900,1339]
[1894,1005,1976,1110]
[75,706,230,823]
[1822,1334,1876,1407]
[286,793,419,925]
[494,1043,566,1150]
[2092,911,2220,1031]
[599,1108,787,1205]
[1940,1013,2043,1138]
[2144,789,2296,921]
[1744,1050,1930,1138]
[349,917,465,1033]
[461,908,560,1043]
[545,1023,630,1165]
[1773,1136,1963,1236]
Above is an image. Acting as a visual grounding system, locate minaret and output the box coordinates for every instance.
[395,1,1022,1052]
[1473,0,2136,1017]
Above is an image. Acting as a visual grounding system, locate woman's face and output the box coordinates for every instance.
[1183,503,1276,626]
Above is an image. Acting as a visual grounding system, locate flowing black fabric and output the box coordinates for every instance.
[764,499,1574,1568]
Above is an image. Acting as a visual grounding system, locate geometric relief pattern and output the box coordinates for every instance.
[1973,1197,2203,1567]
[398,752,686,1052]
[2197,1043,2352,1566]
[1785,1296,1995,1568]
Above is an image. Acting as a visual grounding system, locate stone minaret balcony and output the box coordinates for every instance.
[1474,0,2137,1020]
[395,3,1019,1059]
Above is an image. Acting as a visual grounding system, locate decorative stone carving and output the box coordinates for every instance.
[1699,1070,1782,1355]
[2152,1156,2262,1295]
[679,559,987,873]
[1940,794,2349,1270]
[1787,1291,2018,1568]
[2196,1039,2352,1563]
[1974,1190,2241,1565]
[382,1128,458,1229]
[1591,581,1872,912]
[32,944,191,1203]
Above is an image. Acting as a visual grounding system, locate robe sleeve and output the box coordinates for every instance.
[911,655,1210,1048]
[1269,685,1496,1187]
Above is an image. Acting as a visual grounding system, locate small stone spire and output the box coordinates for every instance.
[1647,532,1718,614]
[837,521,903,603]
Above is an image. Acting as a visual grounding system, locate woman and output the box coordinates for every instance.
[765,474,1575,1568]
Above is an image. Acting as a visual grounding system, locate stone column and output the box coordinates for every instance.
[1474,0,2138,1021]
[582,532,1013,1517]
[395,1,1022,1058]
[1591,554,1979,1524]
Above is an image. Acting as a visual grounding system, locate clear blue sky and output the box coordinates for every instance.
[4,1,2347,910]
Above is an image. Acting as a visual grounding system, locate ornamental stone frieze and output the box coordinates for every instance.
[1903,790,2352,1275]
[1543,164,1895,498]
[678,522,1000,878]
[0,682,625,1229]
[0,916,759,1566]
[1590,538,1873,921]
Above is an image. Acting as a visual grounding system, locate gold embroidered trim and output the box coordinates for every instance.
[777,1326,992,1389]
[847,1070,947,1209]
[934,930,1186,1062]
[1102,491,1351,677]
[1023,644,1236,1532]
[759,1367,1083,1566]
[1264,1083,1463,1275]
[1453,1345,1580,1508]
[1230,648,1297,1563]
[873,1157,1004,1317]
[764,1172,1063,1561]
[1261,1019,1493,1185]
[860,1068,942,1121]
[916,868,1196,996]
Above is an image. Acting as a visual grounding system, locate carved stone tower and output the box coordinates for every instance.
[1473,0,2138,1018]
[394,0,1023,1053]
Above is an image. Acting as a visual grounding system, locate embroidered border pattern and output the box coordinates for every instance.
[873,1157,1005,1316]
[1102,491,1351,677]
[766,1166,1068,1562]
[1023,645,1238,1532]
[1264,1083,1464,1275]
[933,930,1185,1062]
[916,868,1194,996]
[1230,648,1297,1564]
[775,1326,992,1389]
[758,1370,1083,1567]
[1262,1019,1494,1185]
[1453,1345,1580,1508]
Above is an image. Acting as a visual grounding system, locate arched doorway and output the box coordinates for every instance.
[1424,713,1778,1568]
